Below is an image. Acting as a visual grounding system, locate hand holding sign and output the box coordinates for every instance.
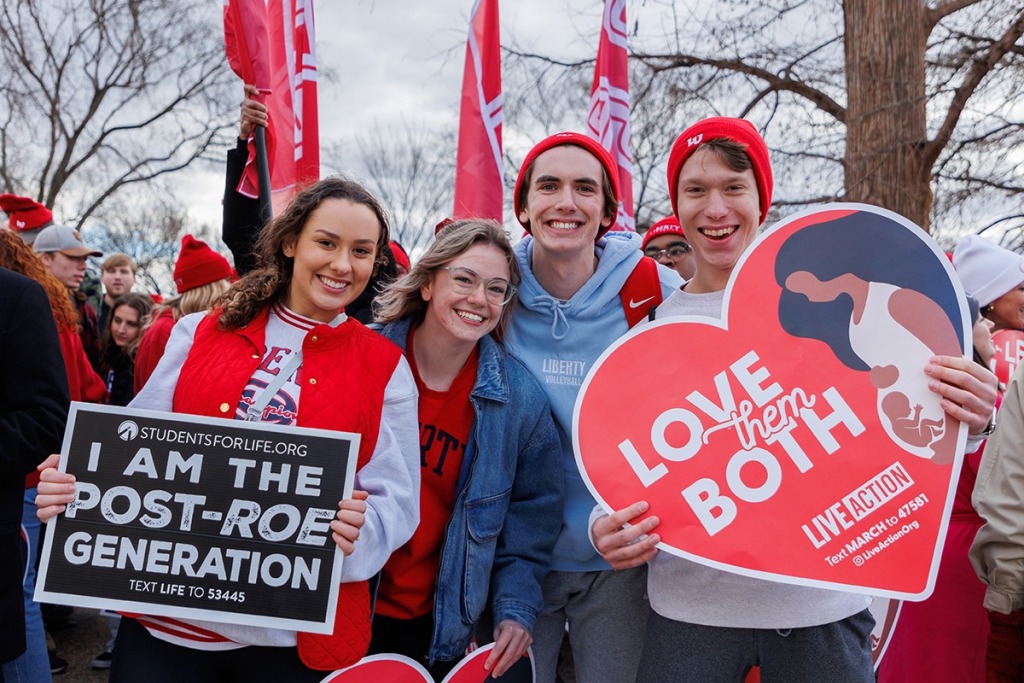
[577,205,984,598]
[487,620,533,678]
[35,452,75,521]
[331,490,368,556]
[591,501,661,570]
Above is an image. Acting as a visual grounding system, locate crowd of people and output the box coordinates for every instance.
[2,98,1023,683]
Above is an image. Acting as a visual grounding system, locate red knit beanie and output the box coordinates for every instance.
[389,241,410,271]
[0,194,54,232]
[173,235,234,293]
[666,117,773,225]
[513,131,620,237]
[641,216,686,251]
[434,217,454,235]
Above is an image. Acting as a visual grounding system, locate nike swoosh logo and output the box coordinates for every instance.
[628,296,656,309]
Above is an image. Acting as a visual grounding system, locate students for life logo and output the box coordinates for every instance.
[117,420,140,441]
[574,204,969,600]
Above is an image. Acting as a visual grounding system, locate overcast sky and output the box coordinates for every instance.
[179,0,683,229]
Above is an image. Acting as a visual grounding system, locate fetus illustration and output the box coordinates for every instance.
[784,271,960,462]
[774,211,966,464]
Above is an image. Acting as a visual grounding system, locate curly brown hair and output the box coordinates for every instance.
[216,177,391,329]
[0,229,78,331]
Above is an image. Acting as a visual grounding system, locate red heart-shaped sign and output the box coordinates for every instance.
[319,644,532,683]
[990,328,1024,385]
[575,205,968,598]
[319,654,432,683]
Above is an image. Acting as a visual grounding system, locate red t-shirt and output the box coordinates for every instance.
[375,326,478,619]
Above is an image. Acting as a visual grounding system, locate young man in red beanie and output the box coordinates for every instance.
[503,132,682,682]
[591,116,1000,681]
[642,216,696,280]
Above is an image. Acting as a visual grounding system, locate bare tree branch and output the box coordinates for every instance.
[0,0,235,223]
[634,51,847,123]
[922,8,1024,170]
[926,0,987,31]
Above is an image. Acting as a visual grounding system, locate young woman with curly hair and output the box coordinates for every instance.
[35,177,420,682]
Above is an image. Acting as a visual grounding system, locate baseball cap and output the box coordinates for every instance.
[33,224,102,257]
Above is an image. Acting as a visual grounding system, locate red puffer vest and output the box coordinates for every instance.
[172,307,403,670]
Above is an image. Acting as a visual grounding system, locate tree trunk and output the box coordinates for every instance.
[844,0,932,231]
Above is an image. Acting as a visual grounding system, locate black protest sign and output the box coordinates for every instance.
[35,402,358,634]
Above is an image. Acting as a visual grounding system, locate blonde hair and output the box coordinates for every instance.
[374,219,520,337]
[181,278,233,315]
[101,253,137,274]
[139,278,232,339]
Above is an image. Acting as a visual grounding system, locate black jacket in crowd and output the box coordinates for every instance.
[0,268,69,664]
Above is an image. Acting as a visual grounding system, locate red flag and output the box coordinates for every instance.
[586,0,635,232]
[224,0,272,91]
[453,0,503,221]
[225,0,319,211]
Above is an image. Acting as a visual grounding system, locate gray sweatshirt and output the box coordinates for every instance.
[644,287,869,628]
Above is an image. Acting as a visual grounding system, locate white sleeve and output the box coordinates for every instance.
[588,504,608,551]
[340,355,420,581]
[128,313,203,412]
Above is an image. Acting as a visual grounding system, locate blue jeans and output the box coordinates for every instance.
[0,489,51,683]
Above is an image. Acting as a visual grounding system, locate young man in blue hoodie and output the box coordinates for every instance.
[503,132,681,682]
[591,117,1000,682]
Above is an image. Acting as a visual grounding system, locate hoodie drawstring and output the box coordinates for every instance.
[533,297,572,340]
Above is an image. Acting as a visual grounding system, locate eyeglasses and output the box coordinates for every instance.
[644,244,692,260]
[441,266,517,306]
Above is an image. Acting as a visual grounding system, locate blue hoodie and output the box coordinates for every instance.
[505,231,682,572]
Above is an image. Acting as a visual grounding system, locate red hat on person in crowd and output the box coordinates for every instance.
[434,217,454,235]
[0,194,55,245]
[666,117,774,225]
[513,131,621,237]
[389,241,410,271]
[641,216,687,251]
[173,235,235,293]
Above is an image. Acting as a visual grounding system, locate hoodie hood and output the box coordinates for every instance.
[513,231,645,340]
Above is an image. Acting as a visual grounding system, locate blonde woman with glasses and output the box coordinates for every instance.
[371,219,563,680]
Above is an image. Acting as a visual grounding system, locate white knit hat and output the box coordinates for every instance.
[952,234,1024,307]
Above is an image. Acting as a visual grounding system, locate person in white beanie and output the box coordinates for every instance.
[953,234,1024,333]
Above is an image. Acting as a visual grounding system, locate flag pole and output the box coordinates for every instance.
[254,126,273,225]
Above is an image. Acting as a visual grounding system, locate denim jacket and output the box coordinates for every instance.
[379,318,564,662]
